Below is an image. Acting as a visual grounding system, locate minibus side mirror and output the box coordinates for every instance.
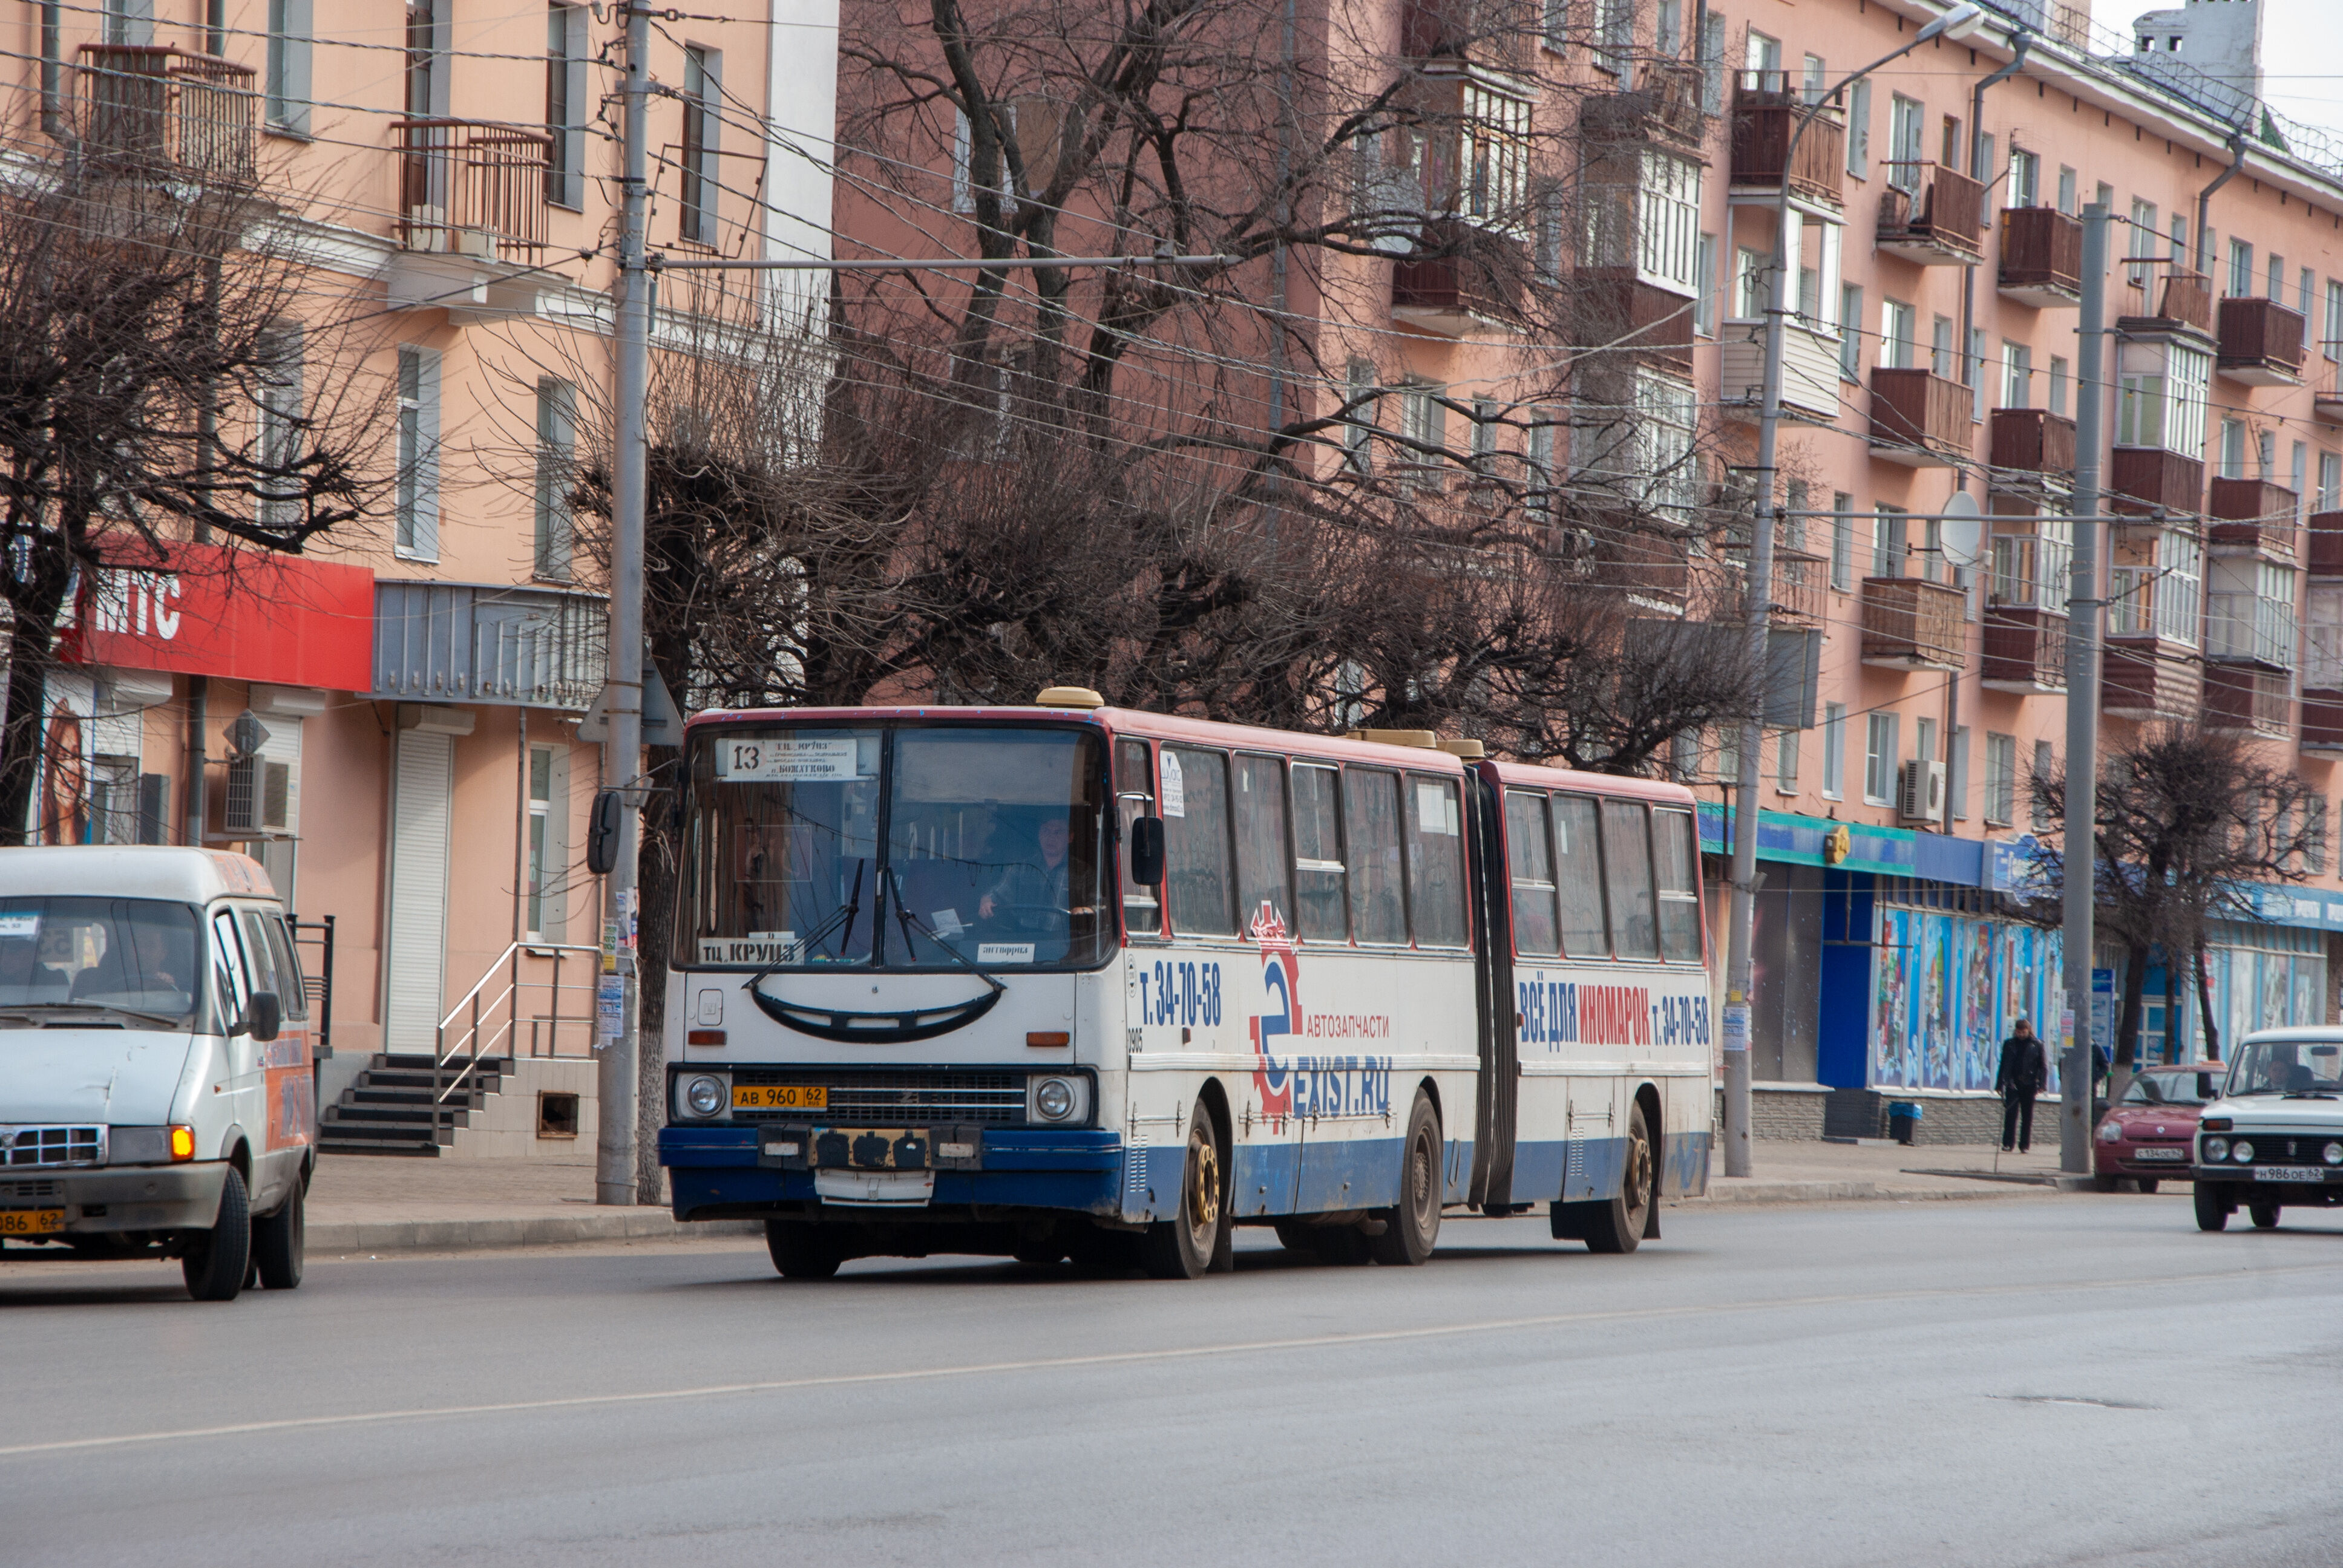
[1130,816,1165,887]
[245,991,283,1044]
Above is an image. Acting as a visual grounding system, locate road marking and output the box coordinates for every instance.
[3,1259,2336,1460]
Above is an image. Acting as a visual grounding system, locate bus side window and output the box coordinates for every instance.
[1232,753,1293,937]
[1653,807,1702,963]
[1552,795,1610,958]
[1404,773,1467,949]
[1343,768,1407,944]
[1289,762,1348,942]
[1116,738,1161,935]
[1505,789,1560,958]
[1601,799,1660,959]
[1162,746,1237,936]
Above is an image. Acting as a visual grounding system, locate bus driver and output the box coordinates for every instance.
[978,817,1070,922]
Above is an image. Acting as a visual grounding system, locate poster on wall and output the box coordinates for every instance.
[1871,907,2065,1093]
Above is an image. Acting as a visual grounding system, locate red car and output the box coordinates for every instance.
[2094,1063,2227,1191]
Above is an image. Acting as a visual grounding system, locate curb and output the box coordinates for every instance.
[1673,1179,2062,1206]
[309,1212,765,1253]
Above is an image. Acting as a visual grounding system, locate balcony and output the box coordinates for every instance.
[1869,368,1970,467]
[2206,478,2299,558]
[2116,268,2214,341]
[2204,667,2293,739]
[388,119,555,321]
[1729,85,1843,208]
[2309,512,2343,578]
[1997,207,2083,307]
[1573,272,1694,374]
[2102,636,2204,720]
[1860,576,1967,670]
[76,44,255,183]
[2316,367,2343,425]
[1579,64,1707,158]
[1769,547,1829,626]
[1718,318,1841,426]
[1988,408,2076,480]
[1875,165,1984,266]
[369,581,607,709]
[1982,606,2068,694]
[2215,296,2308,387]
[2107,447,2204,517]
[1392,219,1529,338]
[2204,591,2298,671]
[2304,688,2343,754]
[1400,0,1532,76]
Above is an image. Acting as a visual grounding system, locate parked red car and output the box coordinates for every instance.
[2094,1063,2227,1191]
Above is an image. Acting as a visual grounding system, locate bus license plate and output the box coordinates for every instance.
[0,1208,65,1235]
[2259,1166,2327,1182]
[734,1085,828,1111]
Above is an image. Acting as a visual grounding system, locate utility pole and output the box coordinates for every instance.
[597,0,652,1206]
[2059,201,2110,1175]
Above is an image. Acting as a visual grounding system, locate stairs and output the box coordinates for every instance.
[320,1053,517,1157]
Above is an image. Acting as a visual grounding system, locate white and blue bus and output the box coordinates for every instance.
[658,688,1714,1278]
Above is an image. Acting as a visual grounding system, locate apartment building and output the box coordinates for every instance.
[10,0,836,1154]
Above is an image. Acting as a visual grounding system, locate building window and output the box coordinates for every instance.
[2002,342,2032,410]
[546,2,586,207]
[2128,199,2160,284]
[2301,267,2316,318]
[256,325,303,531]
[2229,238,2253,299]
[1636,372,1700,526]
[2269,254,2285,301]
[1886,96,1924,192]
[1343,358,1375,475]
[2056,165,2076,215]
[2220,417,2247,480]
[680,45,721,245]
[1823,702,1846,799]
[1400,379,1443,482]
[1526,414,1555,516]
[2007,148,2038,208]
[1775,729,1800,792]
[526,744,566,941]
[1695,233,1719,336]
[394,345,440,560]
[534,377,576,581]
[1864,713,1900,806]
[2293,442,2309,520]
[1470,399,1498,472]
[1872,504,1907,580]
[1985,732,2016,825]
[1830,492,1854,590]
[1839,284,1864,381]
[1950,726,1970,820]
[2048,355,2069,417]
[1970,326,1987,420]
[1593,0,1632,71]
[1846,80,1871,179]
[1541,0,1566,53]
[2320,450,2341,513]
[1881,298,1915,370]
[1461,85,1532,223]
[1735,247,1768,319]
[266,0,312,136]
[1657,0,1680,57]
[2116,342,2210,454]
[2312,800,2330,875]
[1930,316,1956,381]
[2327,281,2343,361]
[2030,740,2056,830]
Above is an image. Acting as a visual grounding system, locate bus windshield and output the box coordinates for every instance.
[678,723,1112,971]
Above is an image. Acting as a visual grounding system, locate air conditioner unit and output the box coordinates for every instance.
[223,757,290,834]
[1899,759,1947,823]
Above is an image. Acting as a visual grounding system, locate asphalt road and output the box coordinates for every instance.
[6,1194,2341,1568]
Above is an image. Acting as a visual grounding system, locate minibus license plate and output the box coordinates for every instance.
[1,1208,65,1235]
[734,1085,827,1110]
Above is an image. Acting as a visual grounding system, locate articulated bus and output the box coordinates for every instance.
[657,688,1715,1279]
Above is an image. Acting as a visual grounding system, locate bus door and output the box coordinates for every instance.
[1465,767,1518,1210]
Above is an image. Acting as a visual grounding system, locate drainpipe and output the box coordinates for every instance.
[183,676,208,848]
[2195,127,2249,279]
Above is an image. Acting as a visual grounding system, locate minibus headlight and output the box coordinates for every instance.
[2201,1137,2228,1163]
[683,1074,729,1119]
[168,1125,195,1161]
[1028,1076,1083,1123]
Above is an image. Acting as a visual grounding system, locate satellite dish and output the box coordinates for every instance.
[1939,491,1984,570]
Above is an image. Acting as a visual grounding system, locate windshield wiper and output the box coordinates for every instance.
[739,861,864,999]
[1,1001,185,1030]
[888,870,1007,996]
[2282,1091,2339,1100]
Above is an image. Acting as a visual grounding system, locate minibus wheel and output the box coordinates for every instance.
[182,1166,252,1302]
[254,1183,304,1290]
[1140,1113,1227,1280]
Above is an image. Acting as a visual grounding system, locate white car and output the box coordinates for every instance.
[0,848,315,1299]
[2192,1027,2343,1232]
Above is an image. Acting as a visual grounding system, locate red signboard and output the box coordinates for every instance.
[57,541,374,692]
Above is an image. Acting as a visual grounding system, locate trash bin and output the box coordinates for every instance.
[1888,1100,1923,1146]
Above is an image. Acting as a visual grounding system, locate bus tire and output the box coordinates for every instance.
[1582,1102,1654,1255]
[1368,1092,1442,1267]
[182,1165,252,1302]
[2250,1200,2282,1229]
[1011,1223,1066,1265]
[765,1221,845,1279]
[252,1181,304,1290]
[1139,1113,1226,1280]
[2194,1183,2230,1232]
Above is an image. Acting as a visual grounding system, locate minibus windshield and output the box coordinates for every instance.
[678,724,1111,970]
[0,898,203,1028]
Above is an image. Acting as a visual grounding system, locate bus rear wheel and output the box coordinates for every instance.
[766,1221,847,1279]
[1368,1091,1441,1266]
[1139,1111,1227,1280]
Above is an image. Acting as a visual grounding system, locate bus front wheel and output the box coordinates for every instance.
[1368,1091,1442,1266]
[1558,1102,1653,1255]
[766,1220,847,1279]
[1140,1111,1227,1281]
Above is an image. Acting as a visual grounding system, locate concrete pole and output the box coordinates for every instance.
[597,0,650,1206]
[2059,203,2110,1175]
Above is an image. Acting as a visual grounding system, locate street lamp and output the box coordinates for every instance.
[1719,1,1991,1178]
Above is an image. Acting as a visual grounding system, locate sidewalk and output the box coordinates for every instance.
[305,1137,2103,1256]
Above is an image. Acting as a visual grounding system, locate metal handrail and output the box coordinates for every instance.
[434,940,601,1104]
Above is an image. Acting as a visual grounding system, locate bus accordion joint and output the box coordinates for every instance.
[746,982,1006,1045]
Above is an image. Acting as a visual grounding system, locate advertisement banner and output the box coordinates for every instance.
[56,540,374,692]
[1871,907,2065,1093]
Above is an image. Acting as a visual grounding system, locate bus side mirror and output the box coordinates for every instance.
[587,788,623,875]
[245,991,282,1044]
[1130,817,1165,887]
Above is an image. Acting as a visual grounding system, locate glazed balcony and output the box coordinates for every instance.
[1729,83,1843,208]
[2203,591,2298,670]
[2204,666,2293,739]
[2116,267,2214,340]
[2107,447,2204,518]
[1997,207,2083,307]
[1876,164,1984,266]
[1392,218,1529,338]
[2206,478,2299,559]
[76,44,256,183]
[1860,576,1967,670]
[1982,605,2068,694]
[2215,296,2308,387]
[2102,635,2204,720]
[1718,318,1841,426]
[1579,64,1707,158]
[1988,407,2076,479]
[1869,368,1970,468]
[2308,511,2343,578]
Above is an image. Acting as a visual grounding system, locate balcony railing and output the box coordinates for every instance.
[1997,207,2083,307]
[2103,635,2204,720]
[1579,64,1707,155]
[1876,164,1984,266]
[1400,0,1532,74]
[2206,477,2299,558]
[1989,407,2077,477]
[2316,365,2343,424]
[76,44,256,182]
[2304,687,2343,752]
[2215,296,2308,386]
[1769,547,1828,626]
[2309,511,2343,578]
[1869,368,1970,467]
[393,119,553,260]
[1729,85,1842,207]
[2117,267,2214,337]
[1392,218,1529,338]
[2204,666,2293,739]
[2107,446,2204,517]
[1573,272,1694,374]
[1981,605,2068,693]
[2204,591,2298,670]
[1860,575,1967,669]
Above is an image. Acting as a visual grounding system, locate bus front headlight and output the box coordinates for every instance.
[683,1074,729,1119]
[1028,1076,1084,1124]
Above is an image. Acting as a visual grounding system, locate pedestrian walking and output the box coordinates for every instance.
[1996,1018,2047,1153]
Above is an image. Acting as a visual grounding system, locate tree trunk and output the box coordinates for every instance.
[2195,938,2221,1061]
[0,585,71,847]
[2114,940,2149,1091]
